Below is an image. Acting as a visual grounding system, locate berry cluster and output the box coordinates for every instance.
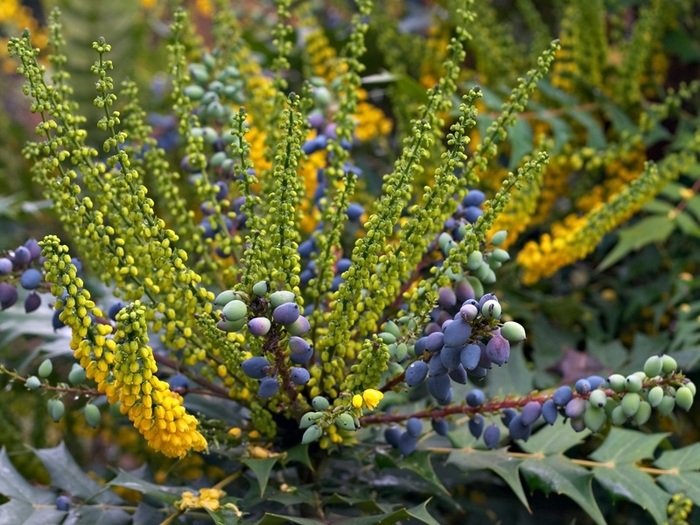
[0,239,47,312]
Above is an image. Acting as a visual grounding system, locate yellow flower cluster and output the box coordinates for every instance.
[178,488,230,512]
[517,161,662,284]
[352,388,384,410]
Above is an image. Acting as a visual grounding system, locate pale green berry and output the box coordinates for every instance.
[657,395,676,416]
[269,290,295,308]
[252,281,269,297]
[490,248,510,263]
[583,406,607,432]
[611,405,627,425]
[383,321,401,339]
[588,389,607,408]
[378,332,397,345]
[84,404,101,428]
[685,381,696,396]
[38,359,53,378]
[301,424,323,444]
[621,392,641,417]
[648,386,664,407]
[214,290,239,307]
[26,376,41,390]
[607,374,626,392]
[625,374,643,393]
[312,396,329,411]
[661,355,677,375]
[490,230,507,246]
[222,299,247,322]
[633,401,652,426]
[467,250,483,270]
[675,386,694,411]
[643,355,663,378]
[299,412,323,429]
[47,399,65,422]
[500,321,526,343]
[335,413,355,431]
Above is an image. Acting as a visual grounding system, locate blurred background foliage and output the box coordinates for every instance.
[1,0,700,523]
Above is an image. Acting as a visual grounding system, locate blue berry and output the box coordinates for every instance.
[0,258,12,275]
[168,374,189,391]
[428,352,447,377]
[24,239,41,260]
[108,301,126,321]
[508,415,532,441]
[466,389,485,407]
[468,414,485,439]
[398,431,417,456]
[500,408,517,427]
[24,292,41,313]
[552,386,573,406]
[241,357,270,379]
[464,206,483,223]
[273,303,300,326]
[298,239,315,258]
[520,401,542,426]
[405,360,429,387]
[289,345,314,365]
[483,424,500,449]
[542,400,558,425]
[20,268,42,290]
[485,335,510,366]
[460,344,481,371]
[336,258,352,273]
[12,246,31,266]
[258,377,280,398]
[440,345,462,371]
[463,190,486,207]
[443,318,472,349]
[52,308,66,331]
[586,375,606,390]
[448,364,468,384]
[431,418,449,436]
[427,374,452,404]
[575,379,591,395]
[346,203,364,221]
[384,426,401,447]
[290,367,310,385]
[55,495,71,511]
[0,283,18,310]
[406,417,422,437]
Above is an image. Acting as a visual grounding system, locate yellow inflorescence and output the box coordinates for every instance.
[178,488,235,513]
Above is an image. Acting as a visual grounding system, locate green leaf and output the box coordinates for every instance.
[333,500,441,525]
[518,420,591,455]
[589,428,669,464]
[602,102,637,136]
[0,447,55,505]
[241,457,280,498]
[62,505,131,525]
[592,465,669,524]
[254,514,328,525]
[325,493,388,514]
[205,506,244,525]
[108,470,187,505]
[284,444,313,470]
[446,448,529,511]
[394,74,430,107]
[597,216,675,271]
[537,113,573,154]
[642,199,675,214]
[33,442,122,504]
[654,442,700,471]
[486,342,534,396]
[395,450,449,495]
[0,499,66,525]
[569,110,606,149]
[674,211,700,238]
[520,455,606,525]
[683,195,700,223]
[507,119,534,170]
[657,472,700,506]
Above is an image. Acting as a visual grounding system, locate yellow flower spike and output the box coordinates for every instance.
[362,389,383,410]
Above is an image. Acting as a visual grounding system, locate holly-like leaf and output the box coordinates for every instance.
[254,514,328,525]
[33,442,123,504]
[241,457,280,498]
[597,216,675,271]
[520,455,606,525]
[518,420,591,456]
[654,443,700,471]
[62,505,132,525]
[657,472,700,506]
[396,450,449,495]
[0,499,66,525]
[446,448,529,511]
[507,119,534,170]
[108,470,188,505]
[0,447,55,505]
[487,342,534,396]
[332,499,441,525]
[589,428,669,465]
[592,465,669,524]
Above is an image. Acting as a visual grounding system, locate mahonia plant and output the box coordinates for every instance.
[2,0,699,523]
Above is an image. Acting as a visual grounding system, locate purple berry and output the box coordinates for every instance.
[290,367,310,385]
[564,397,587,419]
[248,317,272,336]
[437,287,457,308]
[428,352,448,377]
[431,418,449,436]
[501,408,517,427]
[385,426,401,447]
[443,318,472,349]
[405,360,429,387]
[464,206,483,223]
[0,282,18,310]
[24,292,41,313]
[575,379,591,395]
[466,389,485,407]
[286,315,311,336]
[477,293,498,310]
[24,239,41,260]
[0,258,12,275]
[586,375,606,390]
[20,268,42,290]
[398,431,417,456]
[241,357,270,379]
[460,344,481,371]
[168,374,190,391]
[552,386,573,406]
[448,364,468,384]
[273,302,300,326]
[12,246,31,266]
[469,414,485,439]
[406,417,422,437]
[455,280,475,302]
[288,336,311,355]
[508,415,532,441]
[463,190,486,207]
[425,332,444,352]
[483,424,500,449]
[258,377,280,398]
[485,335,510,366]
[440,345,462,371]
[520,401,542,426]
[289,345,314,365]
[427,374,451,404]
[56,495,71,511]
[346,203,364,221]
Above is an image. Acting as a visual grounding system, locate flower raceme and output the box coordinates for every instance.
[41,236,207,458]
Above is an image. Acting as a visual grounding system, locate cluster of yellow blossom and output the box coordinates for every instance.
[178,488,236,513]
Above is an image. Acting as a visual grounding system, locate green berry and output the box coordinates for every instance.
[583,406,606,432]
[312,396,329,411]
[621,392,641,417]
[675,386,694,411]
[26,376,41,390]
[110,401,123,418]
[214,290,239,307]
[47,399,65,422]
[490,248,510,263]
[588,389,607,408]
[299,412,323,429]
[500,321,526,343]
[643,355,663,378]
[335,413,355,431]
[661,355,677,375]
[252,281,269,297]
[69,364,87,385]
[84,404,101,428]
[611,405,627,425]
[222,299,247,322]
[383,321,401,339]
[481,300,501,320]
[269,290,295,308]
[633,401,652,426]
[607,374,626,392]
[648,386,664,407]
[685,381,696,396]
[301,424,323,444]
[490,230,507,246]
[183,84,205,100]
[625,374,643,393]
[395,343,408,361]
[467,250,483,270]
[378,332,397,345]
[38,359,53,378]
[657,395,676,416]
